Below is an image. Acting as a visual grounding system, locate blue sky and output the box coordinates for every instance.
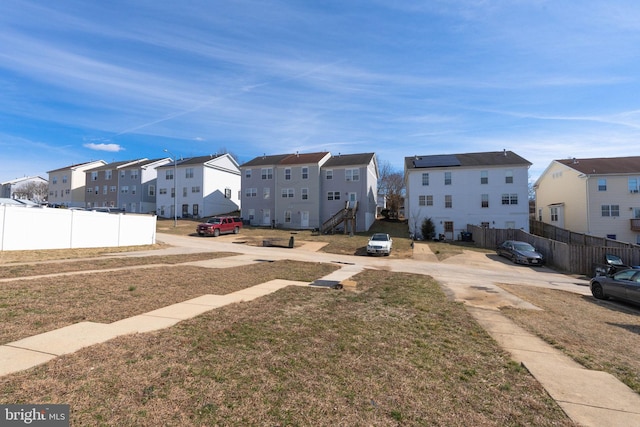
[1,0,640,184]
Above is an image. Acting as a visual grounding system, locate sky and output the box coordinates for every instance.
[1,0,640,185]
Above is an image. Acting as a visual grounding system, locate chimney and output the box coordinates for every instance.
[503,149,507,157]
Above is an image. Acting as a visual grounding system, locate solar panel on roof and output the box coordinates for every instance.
[413,154,461,168]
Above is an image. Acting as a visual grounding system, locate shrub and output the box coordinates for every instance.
[420,217,435,240]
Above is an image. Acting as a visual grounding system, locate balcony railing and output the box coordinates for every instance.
[631,219,640,231]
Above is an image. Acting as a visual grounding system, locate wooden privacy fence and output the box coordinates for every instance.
[467,223,640,276]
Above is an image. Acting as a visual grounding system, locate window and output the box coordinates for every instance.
[248,209,255,220]
[261,168,273,179]
[550,207,558,222]
[65,189,70,195]
[94,186,99,194]
[132,185,136,195]
[225,188,231,198]
[444,172,452,185]
[445,195,452,208]
[149,185,155,196]
[87,187,93,193]
[285,168,291,180]
[346,168,360,181]
[106,170,113,180]
[328,191,341,200]
[444,221,453,232]
[505,170,513,184]
[62,175,68,184]
[481,194,489,208]
[171,188,175,198]
[263,188,270,199]
[120,170,125,179]
[302,167,309,179]
[246,188,257,197]
[191,186,200,193]
[183,187,187,197]
[91,172,98,181]
[480,171,488,184]
[131,171,138,180]
[418,195,434,207]
[110,186,116,193]
[284,211,291,223]
[121,186,129,194]
[245,169,252,178]
[103,185,107,195]
[629,177,639,193]
[159,188,167,195]
[185,168,194,179]
[281,188,294,198]
[165,170,174,180]
[52,177,58,184]
[302,188,308,200]
[601,205,620,217]
[502,194,518,205]
[326,170,333,180]
[421,173,429,186]
[598,178,607,191]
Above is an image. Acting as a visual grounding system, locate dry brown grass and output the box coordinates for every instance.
[0,260,337,344]
[0,252,235,279]
[0,270,575,426]
[0,243,169,264]
[498,284,640,394]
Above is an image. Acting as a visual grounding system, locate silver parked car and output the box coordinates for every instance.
[496,240,544,266]
[590,269,640,306]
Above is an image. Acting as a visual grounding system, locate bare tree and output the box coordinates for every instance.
[378,160,405,219]
[14,182,48,203]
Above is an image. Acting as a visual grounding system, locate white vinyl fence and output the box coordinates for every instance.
[0,205,156,251]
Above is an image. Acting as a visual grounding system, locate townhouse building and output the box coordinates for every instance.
[84,159,148,209]
[47,160,106,207]
[405,150,531,240]
[240,151,378,232]
[155,154,241,219]
[240,152,331,228]
[320,153,378,232]
[534,156,640,245]
[117,158,172,213]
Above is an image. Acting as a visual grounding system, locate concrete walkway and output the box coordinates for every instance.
[1,234,640,426]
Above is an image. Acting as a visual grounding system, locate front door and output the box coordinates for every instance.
[301,211,309,228]
[444,221,454,240]
[262,209,271,226]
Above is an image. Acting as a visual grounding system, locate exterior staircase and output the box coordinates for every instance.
[321,201,358,234]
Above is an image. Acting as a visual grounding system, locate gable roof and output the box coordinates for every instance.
[323,153,375,167]
[86,159,148,172]
[240,154,291,167]
[405,150,531,170]
[240,152,330,167]
[47,160,106,174]
[556,156,640,175]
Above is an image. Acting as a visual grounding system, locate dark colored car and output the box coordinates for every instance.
[590,269,640,306]
[496,240,544,266]
[593,254,640,277]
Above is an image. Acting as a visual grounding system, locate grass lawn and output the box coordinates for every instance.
[0,268,575,426]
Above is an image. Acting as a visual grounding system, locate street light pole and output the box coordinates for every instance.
[163,149,178,228]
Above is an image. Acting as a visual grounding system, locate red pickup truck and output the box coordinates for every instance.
[196,216,242,237]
